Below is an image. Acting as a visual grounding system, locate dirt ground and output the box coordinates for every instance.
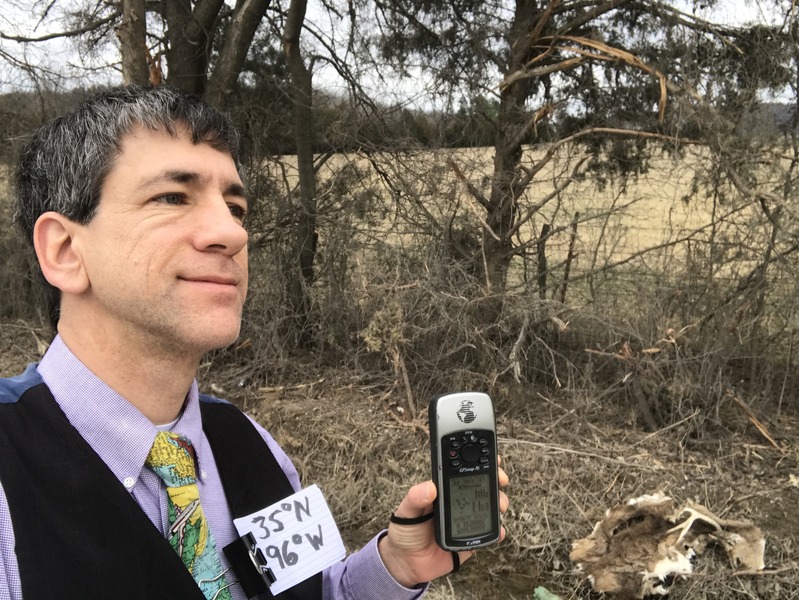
[238,380,799,599]
[2,320,798,599]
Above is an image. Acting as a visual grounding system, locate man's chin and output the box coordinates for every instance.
[206,326,243,352]
[173,322,242,356]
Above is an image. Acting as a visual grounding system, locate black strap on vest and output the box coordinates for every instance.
[0,384,323,600]
[200,400,324,600]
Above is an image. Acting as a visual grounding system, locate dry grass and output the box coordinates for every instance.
[229,372,799,600]
[268,144,717,263]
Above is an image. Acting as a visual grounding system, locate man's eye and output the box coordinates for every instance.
[154,193,185,205]
[229,203,247,222]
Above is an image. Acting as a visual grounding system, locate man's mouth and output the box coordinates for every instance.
[180,274,239,285]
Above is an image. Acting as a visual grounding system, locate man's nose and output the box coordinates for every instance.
[192,196,248,255]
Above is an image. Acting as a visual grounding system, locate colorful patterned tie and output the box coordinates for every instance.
[146,431,233,600]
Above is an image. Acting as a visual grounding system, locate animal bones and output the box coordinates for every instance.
[570,493,765,599]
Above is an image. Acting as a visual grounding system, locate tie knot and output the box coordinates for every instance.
[145,431,198,487]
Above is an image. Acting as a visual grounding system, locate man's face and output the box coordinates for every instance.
[72,126,249,356]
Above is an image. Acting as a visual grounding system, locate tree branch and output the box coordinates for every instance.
[0,9,120,43]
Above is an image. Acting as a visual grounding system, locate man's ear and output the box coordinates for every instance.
[32,211,90,295]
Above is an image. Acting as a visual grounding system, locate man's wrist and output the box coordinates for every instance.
[377,532,423,589]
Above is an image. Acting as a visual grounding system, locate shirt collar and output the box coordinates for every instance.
[36,335,209,488]
[170,379,210,481]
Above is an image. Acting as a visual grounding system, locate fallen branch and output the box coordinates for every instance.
[728,391,783,452]
[504,436,662,470]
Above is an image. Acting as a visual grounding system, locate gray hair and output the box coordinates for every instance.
[12,85,242,329]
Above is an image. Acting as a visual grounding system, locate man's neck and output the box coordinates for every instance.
[56,323,202,424]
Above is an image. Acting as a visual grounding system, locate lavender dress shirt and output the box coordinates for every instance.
[0,336,425,600]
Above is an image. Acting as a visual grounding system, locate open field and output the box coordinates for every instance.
[263,143,783,321]
[271,144,723,262]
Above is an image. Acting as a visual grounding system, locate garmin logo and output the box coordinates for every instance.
[456,399,476,423]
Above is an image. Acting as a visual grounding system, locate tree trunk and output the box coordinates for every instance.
[116,0,149,86]
[282,0,317,342]
[163,0,224,95]
[481,0,539,290]
[205,0,273,108]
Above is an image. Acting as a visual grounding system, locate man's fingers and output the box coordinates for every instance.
[500,490,510,513]
[392,480,437,520]
[498,466,509,488]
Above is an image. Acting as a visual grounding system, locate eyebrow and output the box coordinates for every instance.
[138,169,250,205]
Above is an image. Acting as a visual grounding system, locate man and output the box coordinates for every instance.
[0,86,508,599]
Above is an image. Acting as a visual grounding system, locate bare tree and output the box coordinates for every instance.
[281,0,318,341]
[116,0,148,85]
[0,0,272,107]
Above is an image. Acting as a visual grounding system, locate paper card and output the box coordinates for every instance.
[233,484,346,595]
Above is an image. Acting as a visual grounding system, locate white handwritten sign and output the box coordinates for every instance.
[233,484,346,595]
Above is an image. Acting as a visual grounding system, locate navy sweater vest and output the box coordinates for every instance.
[0,372,323,600]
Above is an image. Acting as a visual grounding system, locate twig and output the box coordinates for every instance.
[559,211,579,304]
[734,566,798,576]
[0,10,121,43]
[535,392,605,437]
[554,480,592,527]
[728,391,783,452]
[258,378,325,392]
[503,436,661,470]
[395,350,417,421]
[509,314,529,383]
[447,158,491,211]
[630,410,701,448]
[778,330,793,417]
[727,488,790,506]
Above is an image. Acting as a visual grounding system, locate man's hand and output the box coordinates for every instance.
[377,462,509,588]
